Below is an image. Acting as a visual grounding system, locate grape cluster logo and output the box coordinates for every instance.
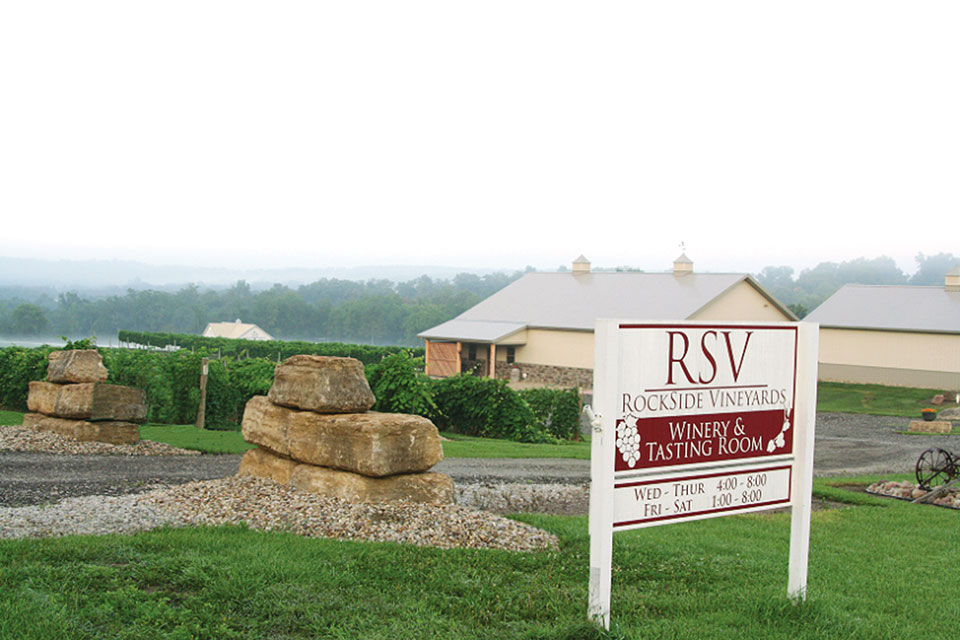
[616,416,641,467]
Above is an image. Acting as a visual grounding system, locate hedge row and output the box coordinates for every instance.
[117,331,422,365]
[366,351,583,443]
[0,345,582,442]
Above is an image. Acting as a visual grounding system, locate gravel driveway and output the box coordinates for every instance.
[0,412,954,507]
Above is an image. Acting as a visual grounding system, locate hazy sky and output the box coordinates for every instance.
[2,1,957,276]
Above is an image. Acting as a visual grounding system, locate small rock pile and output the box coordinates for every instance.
[23,349,147,445]
[238,355,454,504]
[866,480,960,509]
[0,424,198,456]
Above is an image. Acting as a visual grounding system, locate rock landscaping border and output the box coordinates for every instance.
[866,480,960,509]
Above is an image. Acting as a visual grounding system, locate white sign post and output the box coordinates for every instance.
[588,320,818,628]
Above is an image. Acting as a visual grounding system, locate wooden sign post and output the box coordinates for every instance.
[195,357,209,430]
[588,320,818,628]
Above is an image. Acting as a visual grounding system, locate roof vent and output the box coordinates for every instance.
[572,255,591,274]
[673,252,693,276]
[946,268,960,292]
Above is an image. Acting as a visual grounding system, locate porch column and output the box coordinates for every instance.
[424,340,431,376]
[456,342,462,374]
[489,344,496,378]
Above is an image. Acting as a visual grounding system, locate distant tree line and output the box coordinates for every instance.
[0,252,956,338]
[755,252,958,318]
[0,271,530,345]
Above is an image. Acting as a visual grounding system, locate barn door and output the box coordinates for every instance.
[427,341,459,377]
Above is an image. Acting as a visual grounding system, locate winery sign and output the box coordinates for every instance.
[588,321,818,628]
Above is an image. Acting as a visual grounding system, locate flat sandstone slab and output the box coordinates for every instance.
[237,446,298,484]
[267,355,375,414]
[22,412,140,445]
[908,419,952,434]
[47,349,109,383]
[27,381,147,423]
[242,396,443,477]
[238,447,454,504]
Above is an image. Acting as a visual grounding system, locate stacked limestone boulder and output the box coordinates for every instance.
[238,355,454,504]
[23,349,147,445]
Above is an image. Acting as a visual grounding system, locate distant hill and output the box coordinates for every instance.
[0,256,501,290]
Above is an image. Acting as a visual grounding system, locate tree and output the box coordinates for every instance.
[911,253,960,285]
[10,303,49,335]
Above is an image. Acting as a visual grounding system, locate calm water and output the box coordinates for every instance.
[0,335,122,349]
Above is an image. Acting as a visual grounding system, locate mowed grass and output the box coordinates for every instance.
[0,409,23,425]
[440,432,590,459]
[0,480,957,640]
[817,381,958,418]
[136,427,592,458]
[138,424,254,455]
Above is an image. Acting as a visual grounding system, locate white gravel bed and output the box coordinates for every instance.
[456,482,589,515]
[866,480,960,509]
[0,424,200,456]
[0,476,560,552]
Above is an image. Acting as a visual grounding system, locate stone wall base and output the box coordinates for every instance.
[496,362,593,389]
[238,447,455,505]
[23,412,140,445]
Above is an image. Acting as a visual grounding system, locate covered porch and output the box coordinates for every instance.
[420,320,526,379]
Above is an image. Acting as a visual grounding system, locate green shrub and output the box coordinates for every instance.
[102,349,188,424]
[431,375,554,443]
[365,350,438,419]
[222,357,276,423]
[518,387,583,441]
[0,346,54,410]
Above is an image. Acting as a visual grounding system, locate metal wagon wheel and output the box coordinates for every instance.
[915,447,956,491]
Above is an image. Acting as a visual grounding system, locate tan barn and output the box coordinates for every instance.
[418,255,796,387]
[805,270,960,389]
[201,320,274,341]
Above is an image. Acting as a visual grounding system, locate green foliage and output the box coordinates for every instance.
[518,387,583,441]
[117,330,422,364]
[0,346,54,410]
[365,350,438,418]
[431,375,554,443]
[101,350,277,427]
[227,357,276,403]
[58,335,95,350]
[8,303,49,335]
[756,255,913,313]
[12,271,526,345]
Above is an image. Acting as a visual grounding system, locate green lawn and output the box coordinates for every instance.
[139,424,254,455]
[0,410,24,425]
[0,476,957,639]
[440,432,590,459]
[817,381,958,418]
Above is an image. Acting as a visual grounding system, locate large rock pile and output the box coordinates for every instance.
[238,355,454,504]
[23,349,147,445]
